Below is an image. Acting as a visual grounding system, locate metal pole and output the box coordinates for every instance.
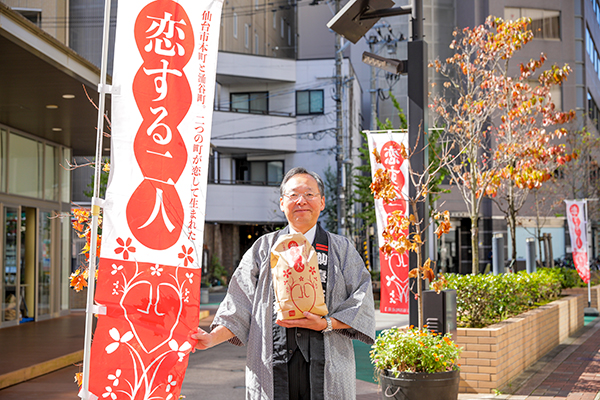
[585,200,592,308]
[407,0,427,328]
[79,0,111,398]
[335,0,345,236]
[370,41,377,131]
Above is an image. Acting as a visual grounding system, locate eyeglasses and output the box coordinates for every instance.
[283,192,321,202]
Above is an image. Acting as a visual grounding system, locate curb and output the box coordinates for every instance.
[0,311,213,390]
[0,350,83,390]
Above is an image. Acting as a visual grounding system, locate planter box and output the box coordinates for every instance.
[562,284,600,310]
[455,294,585,394]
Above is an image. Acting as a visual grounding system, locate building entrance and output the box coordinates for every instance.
[1,206,37,326]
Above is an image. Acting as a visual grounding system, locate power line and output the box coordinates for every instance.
[213,127,335,140]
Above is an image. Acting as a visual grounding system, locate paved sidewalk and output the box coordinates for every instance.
[503,316,600,400]
[0,305,599,399]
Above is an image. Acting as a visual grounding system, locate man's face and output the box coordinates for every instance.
[280,174,325,234]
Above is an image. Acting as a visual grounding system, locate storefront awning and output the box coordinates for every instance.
[0,3,110,157]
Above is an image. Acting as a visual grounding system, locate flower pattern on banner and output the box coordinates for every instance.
[89,256,201,400]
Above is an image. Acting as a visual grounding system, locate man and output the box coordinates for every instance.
[192,167,375,399]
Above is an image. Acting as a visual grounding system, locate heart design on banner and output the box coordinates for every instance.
[120,275,183,354]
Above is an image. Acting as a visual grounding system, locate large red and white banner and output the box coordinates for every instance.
[565,200,590,284]
[86,1,222,399]
[367,131,409,314]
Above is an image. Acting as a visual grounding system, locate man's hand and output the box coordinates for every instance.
[191,327,215,350]
[276,311,328,331]
[191,325,235,350]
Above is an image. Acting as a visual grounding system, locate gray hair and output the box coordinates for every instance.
[279,167,325,197]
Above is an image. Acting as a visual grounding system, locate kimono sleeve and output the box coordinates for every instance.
[327,234,376,345]
[210,243,262,346]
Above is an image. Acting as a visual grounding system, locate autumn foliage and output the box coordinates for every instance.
[429,16,576,271]
[369,140,452,329]
[69,162,110,292]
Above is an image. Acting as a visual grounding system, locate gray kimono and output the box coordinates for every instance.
[211,227,376,399]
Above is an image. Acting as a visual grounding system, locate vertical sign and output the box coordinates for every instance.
[367,131,409,314]
[565,200,590,284]
[85,1,223,399]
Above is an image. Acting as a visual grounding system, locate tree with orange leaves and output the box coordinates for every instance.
[489,53,576,264]
[429,16,574,273]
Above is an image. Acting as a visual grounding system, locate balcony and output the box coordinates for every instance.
[211,110,297,152]
[216,52,296,84]
[205,183,286,224]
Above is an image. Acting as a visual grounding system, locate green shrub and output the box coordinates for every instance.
[445,270,561,328]
[370,326,461,375]
[538,267,600,289]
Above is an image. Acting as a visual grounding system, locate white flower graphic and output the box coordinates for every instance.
[150,265,163,276]
[111,264,123,276]
[105,328,134,354]
[108,369,121,386]
[102,386,117,400]
[165,374,177,392]
[169,339,193,362]
[185,272,194,284]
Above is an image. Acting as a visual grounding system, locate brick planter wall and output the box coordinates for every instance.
[562,284,600,310]
[456,294,585,394]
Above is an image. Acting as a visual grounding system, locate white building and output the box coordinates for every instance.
[204,52,363,273]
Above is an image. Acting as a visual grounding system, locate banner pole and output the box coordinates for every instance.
[586,200,592,308]
[79,0,112,398]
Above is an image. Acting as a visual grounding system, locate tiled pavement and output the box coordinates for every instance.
[1,309,599,399]
[505,316,600,400]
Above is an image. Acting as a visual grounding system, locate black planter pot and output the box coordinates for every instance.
[379,369,460,400]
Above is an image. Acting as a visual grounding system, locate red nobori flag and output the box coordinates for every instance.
[87,1,223,399]
[367,131,410,314]
[565,200,590,284]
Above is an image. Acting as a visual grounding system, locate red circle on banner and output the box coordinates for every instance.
[126,180,184,250]
[383,198,407,216]
[380,141,405,189]
[134,0,194,69]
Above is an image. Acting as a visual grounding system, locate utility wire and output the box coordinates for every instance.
[213,127,335,140]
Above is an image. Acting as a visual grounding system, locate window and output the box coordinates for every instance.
[44,144,58,201]
[12,8,41,27]
[61,148,71,203]
[296,90,324,115]
[504,7,560,39]
[245,24,249,48]
[233,13,238,38]
[586,26,600,79]
[255,0,259,10]
[589,92,600,133]
[281,18,284,38]
[273,12,277,29]
[288,25,291,46]
[592,0,600,26]
[255,34,259,55]
[235,159,284,185]
[527,80,562,111]
[587,27,593,58]
[8,134,41,198]
[231,92,268,114]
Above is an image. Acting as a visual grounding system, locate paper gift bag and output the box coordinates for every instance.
[271,233,328,320]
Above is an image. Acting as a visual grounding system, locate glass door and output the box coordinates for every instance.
[21,207,35,322]
[37,210,51,319]
[2,206,20,326]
